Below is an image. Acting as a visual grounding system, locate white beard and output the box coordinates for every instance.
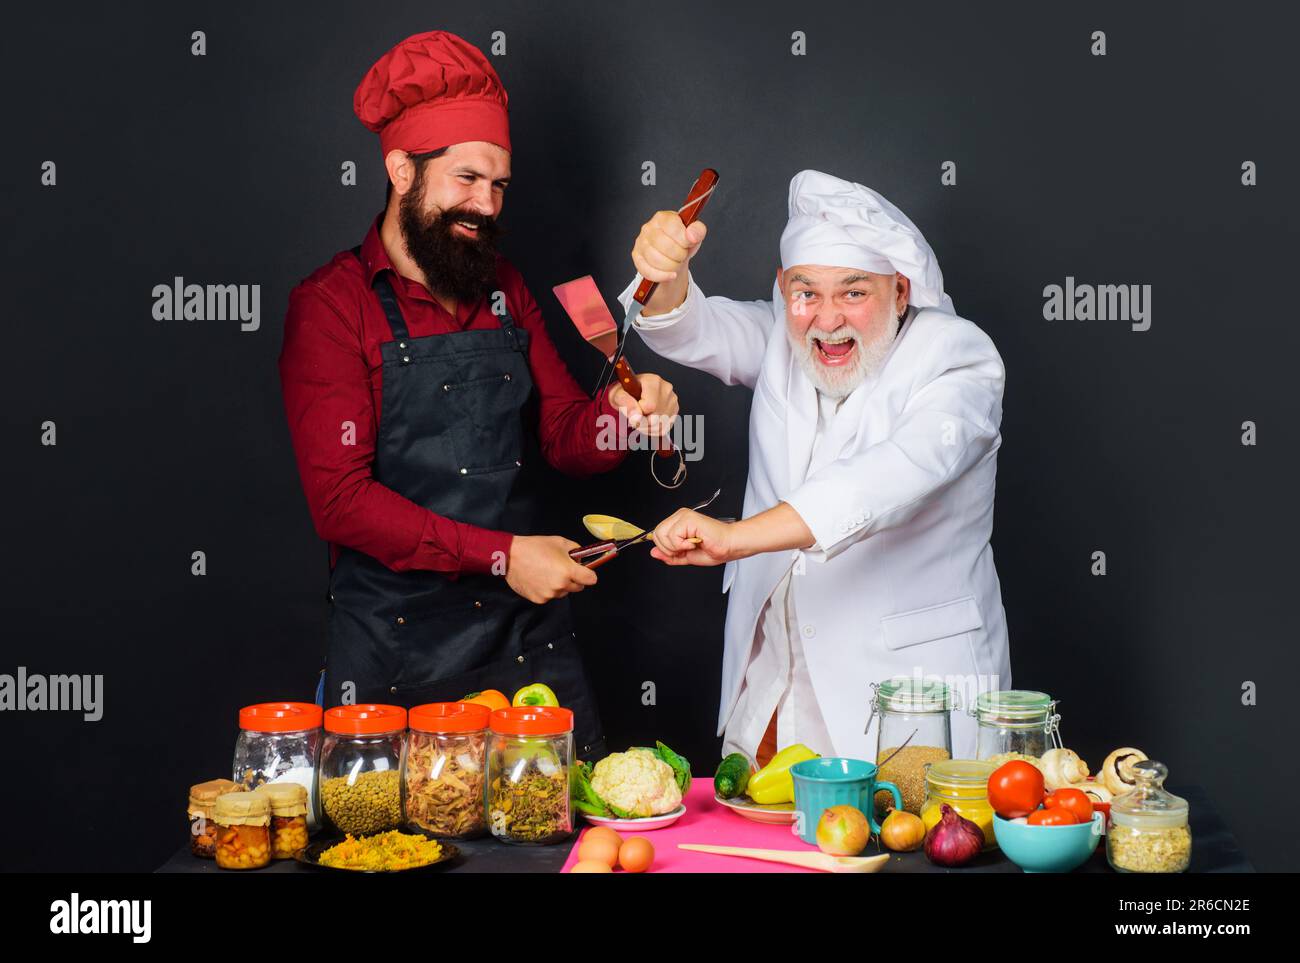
[787,308,902,399]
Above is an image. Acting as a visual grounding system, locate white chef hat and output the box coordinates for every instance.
[779,170,953,313]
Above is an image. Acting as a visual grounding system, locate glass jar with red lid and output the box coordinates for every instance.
[319,704,407,837]
[486,706,574,845]
[232,702,323,831]
[403,702,491,839]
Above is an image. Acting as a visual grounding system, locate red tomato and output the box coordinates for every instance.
[1045,788,1094,824]
[988,761,1046,819]
[1028,807,1079,826]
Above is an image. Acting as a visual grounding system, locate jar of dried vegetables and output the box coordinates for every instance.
[188,778,241,858]
[255,781,311,858]
[319,704,407,837]
[969,690,1061,763]
[213,791,272,870]
[1107,760,1191,873]
[487,706,573,845]
[233,701,323,831]
[404,702,490,839]
[868,678,954,816]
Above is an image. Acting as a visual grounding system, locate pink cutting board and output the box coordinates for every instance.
[561,779,823,873]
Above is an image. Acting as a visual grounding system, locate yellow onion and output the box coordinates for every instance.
[880,808,926,852]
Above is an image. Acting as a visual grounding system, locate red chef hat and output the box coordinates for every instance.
[353,31,510,159]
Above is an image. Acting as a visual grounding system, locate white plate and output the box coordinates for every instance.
[581,804,687,831]
[714,793,797,824]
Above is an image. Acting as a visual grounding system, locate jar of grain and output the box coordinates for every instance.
[319,704,407,837]
[1106,760,1191,873]
[920,759,998,851]
[869,678,954,816]
[212,791,272,870]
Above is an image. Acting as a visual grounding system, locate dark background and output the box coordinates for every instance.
[3,1,1295,871]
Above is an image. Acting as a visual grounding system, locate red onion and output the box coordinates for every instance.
[924,804,984,867]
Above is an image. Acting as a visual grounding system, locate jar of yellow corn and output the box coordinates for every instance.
[254,782,311,859]
[213,791,272,869]
[920,759,998,851]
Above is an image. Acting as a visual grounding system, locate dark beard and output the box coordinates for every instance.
[398,179,503,305]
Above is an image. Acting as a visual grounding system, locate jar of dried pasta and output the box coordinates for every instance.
[404,702,490,839]
[1107,760,1191,873]
[213,791,271,870]
[188,778,241,858]
[255,782,310,858]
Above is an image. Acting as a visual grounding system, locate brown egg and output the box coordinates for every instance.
[618,836,655,873]
[577,834,621,868]
[583,826,623,849]
[570,859,613,873]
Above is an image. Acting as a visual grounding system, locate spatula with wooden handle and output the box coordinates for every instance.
[552,168,719,459]
[677,844,890,874]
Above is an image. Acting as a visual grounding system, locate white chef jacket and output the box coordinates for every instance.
[721,392,846,762]
[620,271,1011,761]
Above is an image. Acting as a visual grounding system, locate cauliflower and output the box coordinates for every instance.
[589,749,683,817]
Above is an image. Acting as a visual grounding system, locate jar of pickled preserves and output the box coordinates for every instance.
[969,690,1061,764]
[1107,760,1191,873]
[188,778,241,858]
[213,791,271,870]
[255,782,310,858]
[404,702,490,839]
[319,704,407,837]
[920,759,998,851]
[233,701,323,831]
[487,707,573,845]
[868,678,956,815]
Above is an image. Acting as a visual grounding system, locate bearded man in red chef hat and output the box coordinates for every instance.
[278,31,677,757]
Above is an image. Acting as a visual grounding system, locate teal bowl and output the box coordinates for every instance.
[992,812,1104,873]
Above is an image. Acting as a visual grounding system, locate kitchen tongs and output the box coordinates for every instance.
[568,488,723,570]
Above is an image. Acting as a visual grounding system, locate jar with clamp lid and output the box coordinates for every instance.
[868,678,956,815]
[970,690,1061,765]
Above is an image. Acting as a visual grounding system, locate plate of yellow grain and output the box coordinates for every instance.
[296,828,461,873]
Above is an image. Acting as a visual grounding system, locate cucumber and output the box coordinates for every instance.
[714,753,752,799]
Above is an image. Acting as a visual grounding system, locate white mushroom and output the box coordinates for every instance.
[1080,782,1112,804]
[1041,748,1090,790]
[1100,748,1148,796]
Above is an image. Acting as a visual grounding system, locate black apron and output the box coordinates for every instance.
[322,251,606,758]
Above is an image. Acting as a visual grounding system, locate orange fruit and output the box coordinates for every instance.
[460,689,510,712]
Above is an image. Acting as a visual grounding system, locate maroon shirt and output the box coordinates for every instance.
[279,214,628,576]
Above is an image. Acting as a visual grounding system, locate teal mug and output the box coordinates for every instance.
[790,757,903,845]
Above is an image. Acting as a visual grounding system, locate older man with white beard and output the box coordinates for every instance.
[621,170,1012,765]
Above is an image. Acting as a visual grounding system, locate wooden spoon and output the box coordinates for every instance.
[677,844,890,874]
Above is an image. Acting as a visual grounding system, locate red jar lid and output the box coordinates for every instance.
[324,704,407,736]
[489,706,574,736]
[238,702,323,733]
[409,702,490,734]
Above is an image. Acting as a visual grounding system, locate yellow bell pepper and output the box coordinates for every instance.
[746,744,819,804]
